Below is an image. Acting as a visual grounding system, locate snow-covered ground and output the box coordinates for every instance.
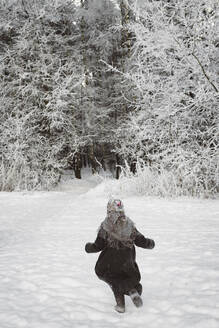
[0,175,219,328]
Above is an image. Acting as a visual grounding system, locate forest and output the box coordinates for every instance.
[0,0,218,196]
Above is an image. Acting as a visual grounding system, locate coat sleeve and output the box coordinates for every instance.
[85,230,107,253]
[134,229,155,249]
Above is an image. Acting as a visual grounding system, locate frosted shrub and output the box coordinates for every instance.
[113,158,218,198]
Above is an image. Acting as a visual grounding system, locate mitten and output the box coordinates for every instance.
[85,242,93,253]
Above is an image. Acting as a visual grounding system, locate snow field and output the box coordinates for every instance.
[0,177,219,328]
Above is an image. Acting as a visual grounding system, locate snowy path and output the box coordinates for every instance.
[0,178,219,328]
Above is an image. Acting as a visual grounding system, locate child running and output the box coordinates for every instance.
[85,198,155,313]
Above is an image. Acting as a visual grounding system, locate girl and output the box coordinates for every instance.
[85,198,155,313]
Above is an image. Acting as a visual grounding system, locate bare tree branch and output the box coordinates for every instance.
[192,53,218,93]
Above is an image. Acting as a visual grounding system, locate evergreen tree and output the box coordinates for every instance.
[76,0,125,176]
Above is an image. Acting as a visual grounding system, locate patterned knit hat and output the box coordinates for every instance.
[107,198,124,214]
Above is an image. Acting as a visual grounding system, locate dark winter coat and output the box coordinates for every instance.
[85,226,155,295]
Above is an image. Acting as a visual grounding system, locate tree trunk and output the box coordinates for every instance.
[101,144,106,171]
[89,144,97,174]
[74,152,81,179]
[115,154,121,179]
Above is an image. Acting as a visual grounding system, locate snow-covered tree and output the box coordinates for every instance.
[0,0,83,190]
[114,0,219,196]
[76,0,127,176]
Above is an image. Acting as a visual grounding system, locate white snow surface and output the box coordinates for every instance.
[0,175,219,328]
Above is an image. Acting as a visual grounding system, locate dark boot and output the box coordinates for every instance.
[129,288,143,308]
[113,290,125,313]
[135,283,143,296]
